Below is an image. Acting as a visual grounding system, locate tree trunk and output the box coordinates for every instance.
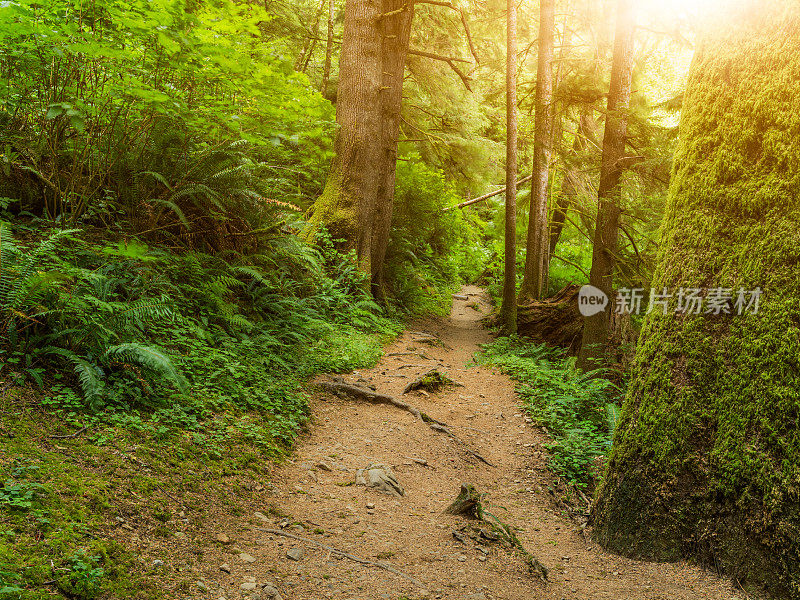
[500,0,518,334]
[519,0,555,303]
[295,0,326,73]
[576,0,635,370]
[321,0,335,98]
[370,0,414,299]
[305,0,413,296]
[593,2,800,597]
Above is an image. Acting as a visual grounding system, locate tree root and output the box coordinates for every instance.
[445,483,549,582]
[255,528,427,588]
[319,379,495,467]
[401,368,459,394]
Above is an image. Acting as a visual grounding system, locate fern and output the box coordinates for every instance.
[105,343,187,393]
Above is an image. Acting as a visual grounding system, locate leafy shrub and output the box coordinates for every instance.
[386,157,487,315]
[478,336,619,488]
[0,219,399,457]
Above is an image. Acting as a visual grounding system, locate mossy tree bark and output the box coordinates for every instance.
[593,2,800,596]
[306,0,413,297]
[576,0,635,370]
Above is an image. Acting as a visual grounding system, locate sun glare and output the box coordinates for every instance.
[645,0,730,23]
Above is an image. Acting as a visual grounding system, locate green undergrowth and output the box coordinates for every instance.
[0,219,400,598]
[0,386,298,599]
[477,336,620,489]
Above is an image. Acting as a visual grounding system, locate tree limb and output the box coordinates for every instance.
[444,174,533,211]
[407,49,473,90]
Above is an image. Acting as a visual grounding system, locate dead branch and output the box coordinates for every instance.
[255,528,427,588]
[444,175,533,211]
[407,49,473,91]
[49,426,90,440]
[413,1,479,63]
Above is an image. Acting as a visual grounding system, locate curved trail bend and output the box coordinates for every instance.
[204,286,741,600]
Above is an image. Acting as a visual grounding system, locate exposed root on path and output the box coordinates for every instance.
[445,484,550,583]
[319,379,496,467]
[255,528,427,589]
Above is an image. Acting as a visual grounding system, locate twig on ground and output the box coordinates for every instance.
[254,528,427,588]
[49,426,90,440]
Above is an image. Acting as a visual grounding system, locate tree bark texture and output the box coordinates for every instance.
[306,0,414,298]
[500,0,518,333]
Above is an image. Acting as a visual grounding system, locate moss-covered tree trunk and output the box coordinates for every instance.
[306,0,413,297]
[593,2,800,596]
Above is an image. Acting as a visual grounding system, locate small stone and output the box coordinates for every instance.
[254,511,270,523]
[241,582,258,591]
[466,593,486,600]
[151,559,164,567]
[220,563,231,573]
[196,581,209,592]
[286,547,303,561]
[316,461,333,472]
[477,555,487,562]
[366,502,375,510]
[458,555,467,562]
[216,533,231,544]
[239,553,256,563]
[261,584,283,600]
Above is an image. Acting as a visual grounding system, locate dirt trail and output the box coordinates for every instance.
[202,286,742,600]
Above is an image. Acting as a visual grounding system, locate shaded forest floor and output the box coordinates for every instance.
[192,286,743,600]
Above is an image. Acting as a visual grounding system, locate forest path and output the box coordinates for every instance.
[202,286,741,600]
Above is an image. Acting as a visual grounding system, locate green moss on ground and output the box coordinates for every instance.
[593,2,800,597]
[0,325,392,599]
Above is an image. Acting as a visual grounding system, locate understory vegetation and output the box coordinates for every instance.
[0,0,488,594]
[478,337,619,489]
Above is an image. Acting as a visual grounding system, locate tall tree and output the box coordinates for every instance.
[305,0,414,297]
[593,2,800,595]
[576,0,635,370]
[500,0,518,333]
[519,0,555,303]
[321,0,335,98]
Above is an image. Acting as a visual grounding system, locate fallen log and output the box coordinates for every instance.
[516,285,583,353]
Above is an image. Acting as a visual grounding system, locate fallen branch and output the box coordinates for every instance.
[444,174,534,211]
[255,528,426,588]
